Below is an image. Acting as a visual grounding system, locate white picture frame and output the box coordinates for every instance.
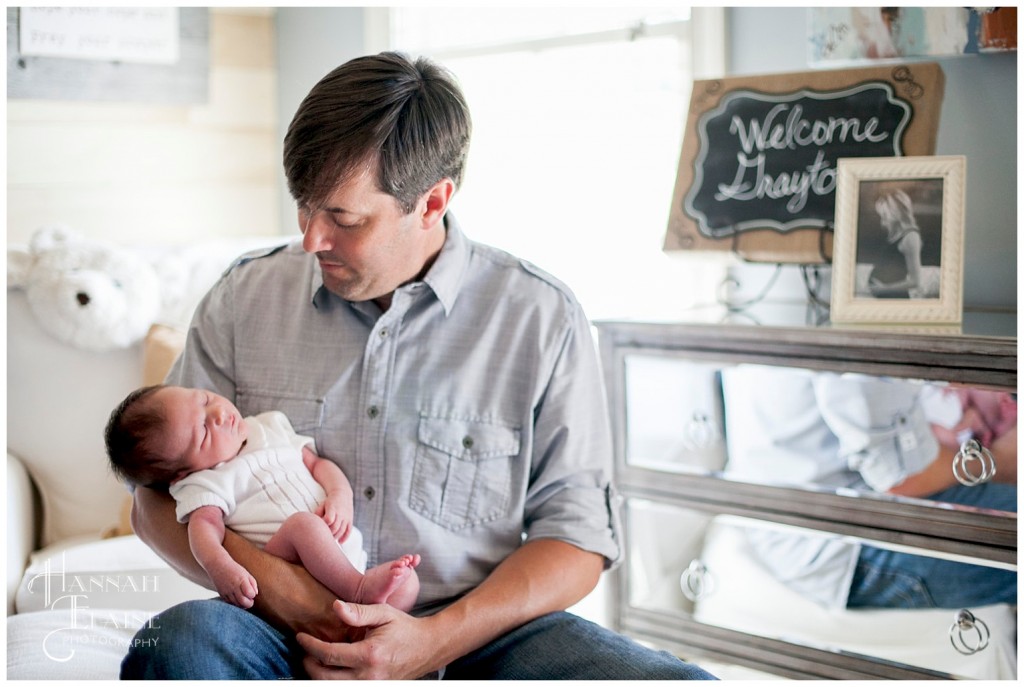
[830,155,966,325]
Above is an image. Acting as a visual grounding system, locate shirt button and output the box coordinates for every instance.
[363,486,376,500]
[367,405,380,419]
[462,435,474,449]
[379,328,388,338]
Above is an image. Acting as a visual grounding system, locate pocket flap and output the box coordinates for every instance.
[418,417,521,460]
[236,391,324,434]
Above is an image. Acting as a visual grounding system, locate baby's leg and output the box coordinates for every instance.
[265,513,421,607]
[265,512,366,602]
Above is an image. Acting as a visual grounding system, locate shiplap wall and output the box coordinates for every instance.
[7,8,280,246]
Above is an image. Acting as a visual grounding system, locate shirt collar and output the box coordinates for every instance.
[422,212,470,316]
[309,212,471,316]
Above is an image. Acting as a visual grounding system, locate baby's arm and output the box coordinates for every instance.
[302,446,354,543]
[186,505,259,608]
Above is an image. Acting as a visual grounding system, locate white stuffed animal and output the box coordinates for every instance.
[7,225,163,352]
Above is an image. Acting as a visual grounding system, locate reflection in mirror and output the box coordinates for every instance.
[624,499,1018,680]
[622,354,1017,514]
[625,498,711,616]
[720,364,1018,513]
[623,355,726,473]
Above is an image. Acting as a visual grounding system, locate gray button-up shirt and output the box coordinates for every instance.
[168,214,621,612]
[722,365,939,608]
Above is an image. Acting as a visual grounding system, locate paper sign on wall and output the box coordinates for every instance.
[19,7,179,65]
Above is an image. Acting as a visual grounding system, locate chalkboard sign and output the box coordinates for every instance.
[664,63,944,263]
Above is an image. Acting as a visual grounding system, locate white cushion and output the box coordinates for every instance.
[7,291,144,547]
[16,534,211,614]
[8,454,37,615]
[7,608,146,679]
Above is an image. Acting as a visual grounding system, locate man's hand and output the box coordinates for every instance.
[297,601,438,680]
[296,539,602,680]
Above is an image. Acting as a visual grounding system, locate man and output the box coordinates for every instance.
[722,365,1016,611]
[121,51,715,680]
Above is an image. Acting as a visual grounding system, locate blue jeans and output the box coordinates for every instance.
[120,602,718,680]
[848,482,1017,609]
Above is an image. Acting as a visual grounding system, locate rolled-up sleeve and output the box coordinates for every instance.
[813,373,938,492]
[523,310,621,568]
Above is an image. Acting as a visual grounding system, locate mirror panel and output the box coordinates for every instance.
[624,498,1017,680]
[623,355,726,474]
[622,354,1017,514]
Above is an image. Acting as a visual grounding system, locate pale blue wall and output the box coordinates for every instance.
[273,8,1017,312]
[727,7,1017,311]
[275,7,367,232]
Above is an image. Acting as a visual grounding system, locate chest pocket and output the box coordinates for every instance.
[410,416,521,531]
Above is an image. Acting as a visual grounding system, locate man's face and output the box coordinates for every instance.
[298,166,429,304]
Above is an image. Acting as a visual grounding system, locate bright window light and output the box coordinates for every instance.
[390,8,731,322]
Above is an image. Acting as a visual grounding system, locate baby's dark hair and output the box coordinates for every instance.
[104,384,180,489]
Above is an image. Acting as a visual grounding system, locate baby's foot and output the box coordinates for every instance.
[355,554,421,605]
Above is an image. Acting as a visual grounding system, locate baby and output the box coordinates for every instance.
[105,384,420,611]
[923,384,1017,449]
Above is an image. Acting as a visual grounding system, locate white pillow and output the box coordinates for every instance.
[7,608,144,679]
[16,534,211,614]
[7,291,143,546]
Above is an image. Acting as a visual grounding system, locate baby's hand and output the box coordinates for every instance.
[317,493,353,543]
[209,559,258,608]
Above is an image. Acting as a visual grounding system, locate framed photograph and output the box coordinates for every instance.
[830,155,965,324]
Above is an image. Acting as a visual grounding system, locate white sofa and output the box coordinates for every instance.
[6,237,280,679]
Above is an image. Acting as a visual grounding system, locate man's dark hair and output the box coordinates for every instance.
[284,51,472,215]
[104,384,179,489]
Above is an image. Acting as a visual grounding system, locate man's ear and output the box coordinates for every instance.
[419,178,455,229]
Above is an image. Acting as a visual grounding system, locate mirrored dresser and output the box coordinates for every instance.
[595,316,1017,680]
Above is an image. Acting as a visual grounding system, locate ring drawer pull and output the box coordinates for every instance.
[680,559,716,602]
[683,412,720,451]
[953,438,996,487]
[949,609,990,655]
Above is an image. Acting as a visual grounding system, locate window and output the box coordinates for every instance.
[386,8,729,321]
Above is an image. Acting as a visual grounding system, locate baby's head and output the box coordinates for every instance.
[105,385,249,488]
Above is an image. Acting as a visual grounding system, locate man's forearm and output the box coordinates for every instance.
[887,443,959,498]
[131,487,213,588]
[423,538,603,669]
[133,486,345,639]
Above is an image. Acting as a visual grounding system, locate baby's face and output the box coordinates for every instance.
[153,386,249,483]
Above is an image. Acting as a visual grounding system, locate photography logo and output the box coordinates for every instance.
[24,553,162,662]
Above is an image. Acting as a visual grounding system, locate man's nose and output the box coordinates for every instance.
[300,210,332,254]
